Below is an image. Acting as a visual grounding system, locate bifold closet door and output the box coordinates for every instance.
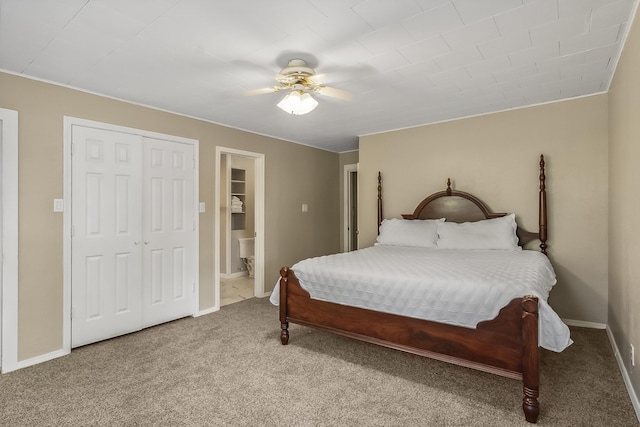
[141,137,196,327]
[71,126,143,347]
[71,128,197,348]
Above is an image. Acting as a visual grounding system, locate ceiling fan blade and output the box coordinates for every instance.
[244,87,281,96]
[316,85,353,101]
[310,73,329,84]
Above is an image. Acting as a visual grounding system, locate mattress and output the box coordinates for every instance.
[270,245,572,352]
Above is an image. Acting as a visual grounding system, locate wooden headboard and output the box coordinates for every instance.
[377,155,548,254]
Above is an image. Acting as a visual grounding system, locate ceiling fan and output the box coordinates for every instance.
[245,59,352,115]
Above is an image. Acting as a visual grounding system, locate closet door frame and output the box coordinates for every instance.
[1,108,19,373]
[62,117,199,354]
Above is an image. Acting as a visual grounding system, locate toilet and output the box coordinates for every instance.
[238,237,255,278]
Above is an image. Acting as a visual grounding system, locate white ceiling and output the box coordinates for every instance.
[1,0,638,152]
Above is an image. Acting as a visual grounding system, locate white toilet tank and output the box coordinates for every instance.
[238,237,255,259]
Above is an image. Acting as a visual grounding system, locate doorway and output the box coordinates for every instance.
[1,108,18,373]
[343,164,358,252]
[214,147,265,310]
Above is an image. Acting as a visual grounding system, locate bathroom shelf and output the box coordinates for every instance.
[231,168,246,230]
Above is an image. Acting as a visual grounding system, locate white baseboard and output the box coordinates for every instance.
[11,349,69,373]
[220,271,249,279]
[195,306,219,317]
[562,318,606,329]
[606,325,640,423]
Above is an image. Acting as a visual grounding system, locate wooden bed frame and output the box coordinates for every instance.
[278,155,549,423]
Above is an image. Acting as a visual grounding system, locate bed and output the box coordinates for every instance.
[272,155,571,423]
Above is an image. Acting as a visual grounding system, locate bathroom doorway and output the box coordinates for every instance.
[214,147,265,309]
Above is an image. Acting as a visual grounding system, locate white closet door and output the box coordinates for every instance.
[71,126,143,347]
[142,138,196,327]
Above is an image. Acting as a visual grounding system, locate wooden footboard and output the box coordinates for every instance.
[278,155,547,423]
[279,267,540,423]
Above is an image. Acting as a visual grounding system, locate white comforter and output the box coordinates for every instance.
[270,245,572,352]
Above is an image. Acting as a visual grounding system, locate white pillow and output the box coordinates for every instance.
[376,218,444,248]
[436,214,520,250]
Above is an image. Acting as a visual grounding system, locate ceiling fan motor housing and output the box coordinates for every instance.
[245,57,350,102]
[277,59,316,85]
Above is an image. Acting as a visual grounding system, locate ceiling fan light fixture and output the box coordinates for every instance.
[277,90,318,115]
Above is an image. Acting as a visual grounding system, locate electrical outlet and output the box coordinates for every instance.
[632,344,636,367]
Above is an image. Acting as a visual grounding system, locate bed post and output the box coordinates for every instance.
[522,296,540,423]
[279,267,290,345]
[377,172,383,235]
[538,155,548,255]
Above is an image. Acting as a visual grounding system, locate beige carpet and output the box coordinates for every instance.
[0,297,637,426]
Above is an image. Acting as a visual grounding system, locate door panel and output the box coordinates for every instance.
[150,248,165,304]
[172,247,186,299]
[142,138,196,327]
[71,126,143,347]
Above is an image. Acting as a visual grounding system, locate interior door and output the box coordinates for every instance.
[71,126,143,347]
[141,138,196,327]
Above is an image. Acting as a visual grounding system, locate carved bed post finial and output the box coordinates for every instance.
[538,155,548,255]
[378,172,383,235]
[446,178,452,196]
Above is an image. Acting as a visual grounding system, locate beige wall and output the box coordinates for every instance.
[359,95,609,324]
[608,4,640,407]
[0,72,341,361]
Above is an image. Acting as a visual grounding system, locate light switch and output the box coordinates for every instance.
[302,203,308,213]
[53,199,64,212]
[199,202,206,213]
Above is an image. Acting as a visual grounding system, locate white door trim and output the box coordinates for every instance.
[213,147,265,312]
[1,108,19,373]
[343,163,358,252]
[63,117,199,353]
[223,159,231,277]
